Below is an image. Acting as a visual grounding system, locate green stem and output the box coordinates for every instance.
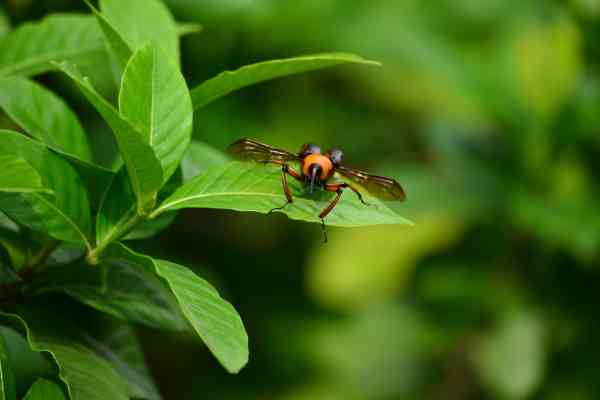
[86,212,143,265]
[18,239,60,279]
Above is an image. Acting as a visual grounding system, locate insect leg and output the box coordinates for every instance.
[319,185,344,219]
[325,182,370,206]
[269,164,301,213]
[317,184,345,244]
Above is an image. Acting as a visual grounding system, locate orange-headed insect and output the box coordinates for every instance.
[228,138,406,241]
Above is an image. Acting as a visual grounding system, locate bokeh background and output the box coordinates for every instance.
[2,0,600,399]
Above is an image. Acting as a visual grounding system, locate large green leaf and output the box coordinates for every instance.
[0,334,16,400]
[0,77,92,162]
[23,379,65,400]
[0,131,91,246]
[52,151,114,211]
[86,323,161,400]
[24,261,187,332]
[190,53,380,109]
[100,0,180,65]
[151,161,412,227]
[181,140,230,182]
[102,243,249,374]
[0,14,103,77]
[55,61,163,212]
[0,155,51,194]
[0,309,129,400]
[120,44,193,182]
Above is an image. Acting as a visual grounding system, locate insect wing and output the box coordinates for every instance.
[228,138,299,163]
[337,165,406,201]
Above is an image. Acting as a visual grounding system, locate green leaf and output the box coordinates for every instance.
[0,227,29,273]
[0,213,17,233]
[102,243,249,374]
[95,169,136,248]
[55,61,163,212]
[0,77,92,162]
[23,379,65,400]
[0,131,91,246]
[24,261,187,332]
[0,155,51,194]
[83,0,132,75]
[86,323,161,400]
[0,334,16,400]
[100,0,180,65]
[152,161,412,227]
[120,44,193,182]
[0,14,103,77]
[181,140,230,182]
[52,151,114,211]
[190,53,380,109]
[0,309,129,400]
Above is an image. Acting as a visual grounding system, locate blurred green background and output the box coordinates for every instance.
[3,0,600,399]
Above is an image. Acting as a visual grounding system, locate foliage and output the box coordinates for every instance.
[2,0,600,399]
[0,0,402,398]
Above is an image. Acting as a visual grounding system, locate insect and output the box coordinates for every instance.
[228,138,406,242]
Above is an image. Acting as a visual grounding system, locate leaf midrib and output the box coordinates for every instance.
[156,191,283,215]
[0,47,101,76]
[32,193,91,250]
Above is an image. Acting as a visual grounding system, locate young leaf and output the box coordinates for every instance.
[152,161,412,227]
[0,131,91,246]
[85,323,161,400]
[0,14,103,77]
[0,77,92,162]
[120,44,193,182]
[182,140,230,182]
[0,309,129,400]
[24,260,188,332]
[0,334,16,400]
[52,151,114,211]
[190,53,381,109]
[83,0,132,75]
[100,0,180,65]
[55,61,163,212]
[0,155,51,194]
[23,379,65,400]
[101,243,249,374]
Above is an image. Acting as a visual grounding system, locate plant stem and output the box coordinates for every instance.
[86,212,144,265]
[18,239,60,280]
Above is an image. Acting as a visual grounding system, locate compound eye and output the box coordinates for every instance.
[327,148,343,165]
[299,143,321,158]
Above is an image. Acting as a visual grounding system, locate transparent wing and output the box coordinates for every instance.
[337,165,406,201]
[227,138,299,163]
